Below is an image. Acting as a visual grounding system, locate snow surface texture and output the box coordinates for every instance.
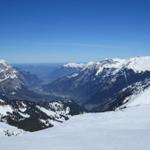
[64,56,150,75]
[1,98,150,149]
[120,86,150,108]
[0,122,24,137]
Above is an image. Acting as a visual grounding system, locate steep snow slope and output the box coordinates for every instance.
[1,103,150,150]
[119,85,150,108]
[127,56,150,72]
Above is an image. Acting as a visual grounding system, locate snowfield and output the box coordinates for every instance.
[0,122,24,137]
[0,104,150,150]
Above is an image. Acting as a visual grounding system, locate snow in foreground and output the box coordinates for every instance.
[0,122,24,137]
[0,104,150,150]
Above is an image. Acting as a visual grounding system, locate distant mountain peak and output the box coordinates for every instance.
[0,59,18,83]
[0,59,7,65]
[63,63,85,68]
[126,56,150,72]
[64,56,150,75]
[83,56,150,75]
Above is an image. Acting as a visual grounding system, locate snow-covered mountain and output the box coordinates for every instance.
[0,59,84,132]
[1,73,150,146]
[0,59,18,81]
[44,56,150,111]
[0,59,38,100]
[0,99,83,132]
[64,62,85,69]
[92,78,150,111]
[1,57,150,149]
[0,59,64,102]
[64,56,150,74]
[1,57,150,133]
[1,101,150,149]
[0,59,22,91]
[2,78,150,144]
[118,82,150,109]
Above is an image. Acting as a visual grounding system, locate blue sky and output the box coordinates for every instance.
[0,0,150,63]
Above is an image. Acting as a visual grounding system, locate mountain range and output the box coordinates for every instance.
[44,56,150,111]
[0,56,150,132]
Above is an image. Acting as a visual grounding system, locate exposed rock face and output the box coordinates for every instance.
[0,99,84,132]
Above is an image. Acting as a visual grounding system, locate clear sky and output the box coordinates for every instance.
[0,0,150,63]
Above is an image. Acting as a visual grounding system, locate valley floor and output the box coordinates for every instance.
[1,105,150,150]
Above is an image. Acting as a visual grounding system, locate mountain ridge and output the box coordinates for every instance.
[44,56,150,111]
